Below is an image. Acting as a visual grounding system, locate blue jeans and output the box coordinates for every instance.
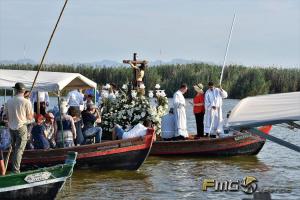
[115,125,125,139]
[84,127,102,143]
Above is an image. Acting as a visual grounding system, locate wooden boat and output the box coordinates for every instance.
[5,129,155,171]
[150,126,271,156]
[0,151,77,200]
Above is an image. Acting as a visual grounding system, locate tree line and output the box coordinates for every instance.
[0,63,299,99]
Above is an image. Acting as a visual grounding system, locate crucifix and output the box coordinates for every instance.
[123,53,148,89]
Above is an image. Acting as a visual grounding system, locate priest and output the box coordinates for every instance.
[204,81,228,137]
[173,84,189,139]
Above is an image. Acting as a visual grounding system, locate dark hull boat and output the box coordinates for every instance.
[0,152,77,200]
[5,129,155,171]
[150,126,271,156]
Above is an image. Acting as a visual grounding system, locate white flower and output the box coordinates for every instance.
[156,90,161,97]
[148,90,154,98]
[103,83,111,89]
[141,112,146,117]
[155,84,161,89]
[139,83,145,89]
[108,93,116,99]
[160,90,166,97]
[102,90,109,98]
[131,90,137,98]
[122,84,127,90]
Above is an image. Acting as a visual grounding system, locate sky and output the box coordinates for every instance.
[0,0,299,67]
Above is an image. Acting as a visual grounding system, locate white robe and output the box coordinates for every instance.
[173,90,188,138]
[204,88,228,135]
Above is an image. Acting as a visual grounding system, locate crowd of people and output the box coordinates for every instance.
[0,82,152,174]
[0,79,228,174]
[161,81,228,140]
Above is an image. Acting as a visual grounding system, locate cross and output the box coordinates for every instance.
[123,53,148,88]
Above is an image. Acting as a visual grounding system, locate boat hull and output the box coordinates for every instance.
[150,133,266,156]
[5,129,154,171]
[0,152,77,200]
[0,179,66,200]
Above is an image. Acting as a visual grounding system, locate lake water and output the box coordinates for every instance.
[1,97,299,199]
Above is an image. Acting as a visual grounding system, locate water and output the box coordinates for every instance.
[1,97,299,199]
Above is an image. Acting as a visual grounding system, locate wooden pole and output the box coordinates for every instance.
[219,13,236,87]
[30,0,69,93]
[133,53,137,89]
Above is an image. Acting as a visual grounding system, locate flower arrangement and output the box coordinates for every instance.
[101,83,168,135]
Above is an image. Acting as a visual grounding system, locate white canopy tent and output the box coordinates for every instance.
[0,69,97,92]
[228,91,300,128]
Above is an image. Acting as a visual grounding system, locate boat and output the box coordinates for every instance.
[0,151,77,200]
[0,69,155,170]
[4,129,154,170]
[150,126,271,156]
[151,91,300,156]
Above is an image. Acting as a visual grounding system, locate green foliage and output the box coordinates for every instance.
[0,63,299,99]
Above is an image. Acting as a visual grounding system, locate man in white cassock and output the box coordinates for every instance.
[173,84,189,139]
[204,81,228,138]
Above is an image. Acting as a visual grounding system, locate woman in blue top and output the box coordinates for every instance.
[31,114,50,149]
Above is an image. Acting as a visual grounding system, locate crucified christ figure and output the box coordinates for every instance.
[123,53,148,89]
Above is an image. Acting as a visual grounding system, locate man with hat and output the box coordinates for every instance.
[204,81,228,138]
[5,82,33,173]
[192,83,205,138]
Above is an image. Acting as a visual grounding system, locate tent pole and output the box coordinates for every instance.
[57,91,64,147]
[4,89,6,103]
[37,91,40,115]
[250,128,300,153]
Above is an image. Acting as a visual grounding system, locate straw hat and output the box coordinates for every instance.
[193,83,203,93]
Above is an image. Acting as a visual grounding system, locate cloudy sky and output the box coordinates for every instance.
[0,0,299,67]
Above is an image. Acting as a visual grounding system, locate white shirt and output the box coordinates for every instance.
[30,91,49,103]
[67,90,84,107]
[6,94,33,130]
[122,123,148,139]
[161,113,176,139]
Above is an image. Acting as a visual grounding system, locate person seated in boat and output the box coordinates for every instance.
[81,103,102,144]
[31,114,50,150]
[68,106,84,146]
[112,120,152,140]
[44,112,57,148]
[56,100,77,148]
[161,108,176,141]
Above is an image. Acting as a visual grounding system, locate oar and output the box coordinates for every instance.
[30,0,69,93]
[219,13,236,87]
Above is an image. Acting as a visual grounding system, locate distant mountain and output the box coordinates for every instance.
[0,59,37,65]
[0,58,203,67]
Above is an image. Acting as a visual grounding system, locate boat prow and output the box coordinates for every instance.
[0,151,77,200]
